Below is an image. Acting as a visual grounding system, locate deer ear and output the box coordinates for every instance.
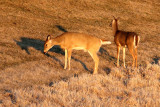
[112,16,116,19]
[47,35,51,40]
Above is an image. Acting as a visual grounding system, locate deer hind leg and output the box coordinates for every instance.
[67,49,72,70]
[123,47,126,68]
[135,47,138,67]
[88,51,99,74]
[64,49,68,69]
[117,46,121,67]
[128,46,135,67]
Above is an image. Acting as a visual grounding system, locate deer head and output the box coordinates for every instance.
[44,35,53,54]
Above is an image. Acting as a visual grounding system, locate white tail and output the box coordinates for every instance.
[101,40,112,45]
[44,32,111,74]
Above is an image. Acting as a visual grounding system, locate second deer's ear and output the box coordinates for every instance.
[47,35,51,40]
[112,16,116,19]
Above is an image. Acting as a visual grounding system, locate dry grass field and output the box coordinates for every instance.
[0,0,160,106]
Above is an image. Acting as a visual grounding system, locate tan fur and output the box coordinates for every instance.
[111,17,140,67]
[44,32,111,74]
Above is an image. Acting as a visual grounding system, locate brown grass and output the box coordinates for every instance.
[0,0,160,106]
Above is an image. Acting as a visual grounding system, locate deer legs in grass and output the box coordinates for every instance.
[64,49,68,69]
[123,47,126,68]
[64,49,72,70]
[88,51,99,74]
[68,49,72,70]
[128,46,138,67]
[117,46,138,68]
[64,49,99,74]
[117,46,126,68]
[117,46,120,67]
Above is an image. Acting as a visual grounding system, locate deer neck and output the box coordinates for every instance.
[51,37,62,46]
[112,20,118,36]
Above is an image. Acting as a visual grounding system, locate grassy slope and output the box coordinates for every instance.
[0,0,160,106]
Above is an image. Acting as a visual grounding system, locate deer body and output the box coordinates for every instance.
[111,17,140,67]
[114,31,139,47]
[44,32,111,74]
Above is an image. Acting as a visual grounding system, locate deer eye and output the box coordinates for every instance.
[45,44,47,47]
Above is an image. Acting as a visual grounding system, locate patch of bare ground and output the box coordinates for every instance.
[0,0,160,106]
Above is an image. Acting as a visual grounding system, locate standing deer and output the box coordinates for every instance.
[110,17,140,68]
[44,32,111,74]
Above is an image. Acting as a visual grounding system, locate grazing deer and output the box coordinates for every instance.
[110,17,140,68]
[44,32,111,74]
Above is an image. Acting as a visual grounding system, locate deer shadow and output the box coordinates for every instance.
[99,47,117,64]
[99,47,118,74]
[56,25,68,32]
[14,37,90,72]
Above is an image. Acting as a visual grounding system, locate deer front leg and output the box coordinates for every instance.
[123,47,126,68]
[117,46,120,67]
[67,49,72,70]
[64,49,68,69]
